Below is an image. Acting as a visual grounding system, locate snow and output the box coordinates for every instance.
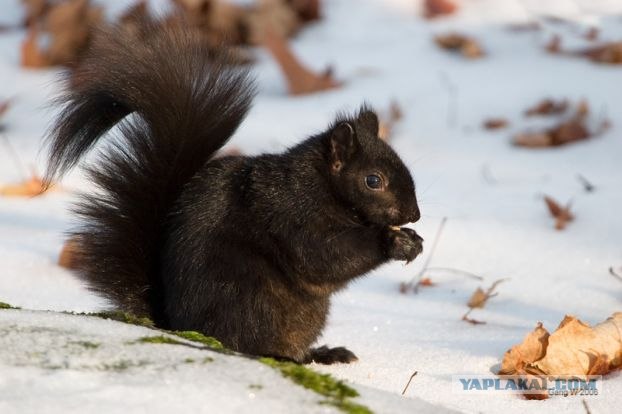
[0,309,451,413]
[1,0,621,413]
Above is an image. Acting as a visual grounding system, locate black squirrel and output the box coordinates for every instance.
[45,24,423,364]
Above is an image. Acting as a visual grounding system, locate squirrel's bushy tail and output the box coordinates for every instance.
[45,24,255,324]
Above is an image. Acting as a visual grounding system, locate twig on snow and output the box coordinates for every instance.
[401,371,418,395]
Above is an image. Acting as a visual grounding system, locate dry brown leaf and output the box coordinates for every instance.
[525,99,568,117]
[246,0,301,45]
[513,132,552,147]
[521,371,551,400]
[400,277,435,293]
[22,0,49,27]
[550,119,590,145]
[21,0,103,68]
[0,174,50,197]
[500,313,622,378]
[262,27,340,95]
[499,313,622,400]
[467,287,487,308]
[435,33,484,59]
[378,100,403,141]
[117,0,153,39]
[585,27,599,42]
[579,42,622,65]
[171,0,248,45]
[172,0,317,47]
[548,36,622,65]
[21,28,50,68]
[499,322,550,375]
[423,0,458,19]
[287,0,321,23]
[543,195,574,230]
[483,118,509,130]
[418,277,435,287]
[0,99,10,119]
[47,0,103,66]
[58,238,79,269]
[546,34,562,54]
[462,279,506,325]
[0,99,10,132]
[514,100,608,148]
[533,314,622,376]
[467,279,505,308]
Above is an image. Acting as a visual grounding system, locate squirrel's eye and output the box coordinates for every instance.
[365,174,383,190]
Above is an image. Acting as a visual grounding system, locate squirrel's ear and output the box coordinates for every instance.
[358,110,379,136]
[329,122,357,173]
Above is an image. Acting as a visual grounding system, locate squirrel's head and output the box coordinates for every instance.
[325,106,420,227]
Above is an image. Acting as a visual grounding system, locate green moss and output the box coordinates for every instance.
[132,335,185,345]
[0,301,20,309]
[83,311,154,327]
[184,358,196,363]
[72,311,228,353]
[69,341,100,349]
[202,356,214,363]
[249,384,263,390]
[98,359,149,372]
[259,358,372,414]
[171,331,225,350]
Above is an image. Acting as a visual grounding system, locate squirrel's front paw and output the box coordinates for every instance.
[387,227,423,263]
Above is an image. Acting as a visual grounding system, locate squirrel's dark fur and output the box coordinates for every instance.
[46,24,423,364]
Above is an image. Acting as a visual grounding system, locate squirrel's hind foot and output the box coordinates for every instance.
[304,346,358,365]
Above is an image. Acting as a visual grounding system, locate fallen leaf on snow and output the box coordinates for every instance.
[499,322,550,375]
[261,26,340,95]
[467,279,505,308]
[418,277,435,287]
[579,42,622,65]
[378,100,403,141]
[23,0,49,27]
[287,0,321,23]
[500,313,622,380]
[21,28,50,68]
[543,195,574,230]
[0,99,10,119]
[514,100,609,148]
[545,34,562,54]
[423,0,458,19]
[434,33,484,59]
[21,0,103,68]
[525,99,568,117]
[59,238,79,269]
[483,118,509,130]
[585,27,599,42]
[462,279,506,324]
[0,174,57,197]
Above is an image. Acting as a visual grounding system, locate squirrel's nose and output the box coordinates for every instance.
[408,207,421,223]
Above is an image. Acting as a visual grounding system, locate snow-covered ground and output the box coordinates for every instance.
[1,0,621,413]
[0,308,453,413]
